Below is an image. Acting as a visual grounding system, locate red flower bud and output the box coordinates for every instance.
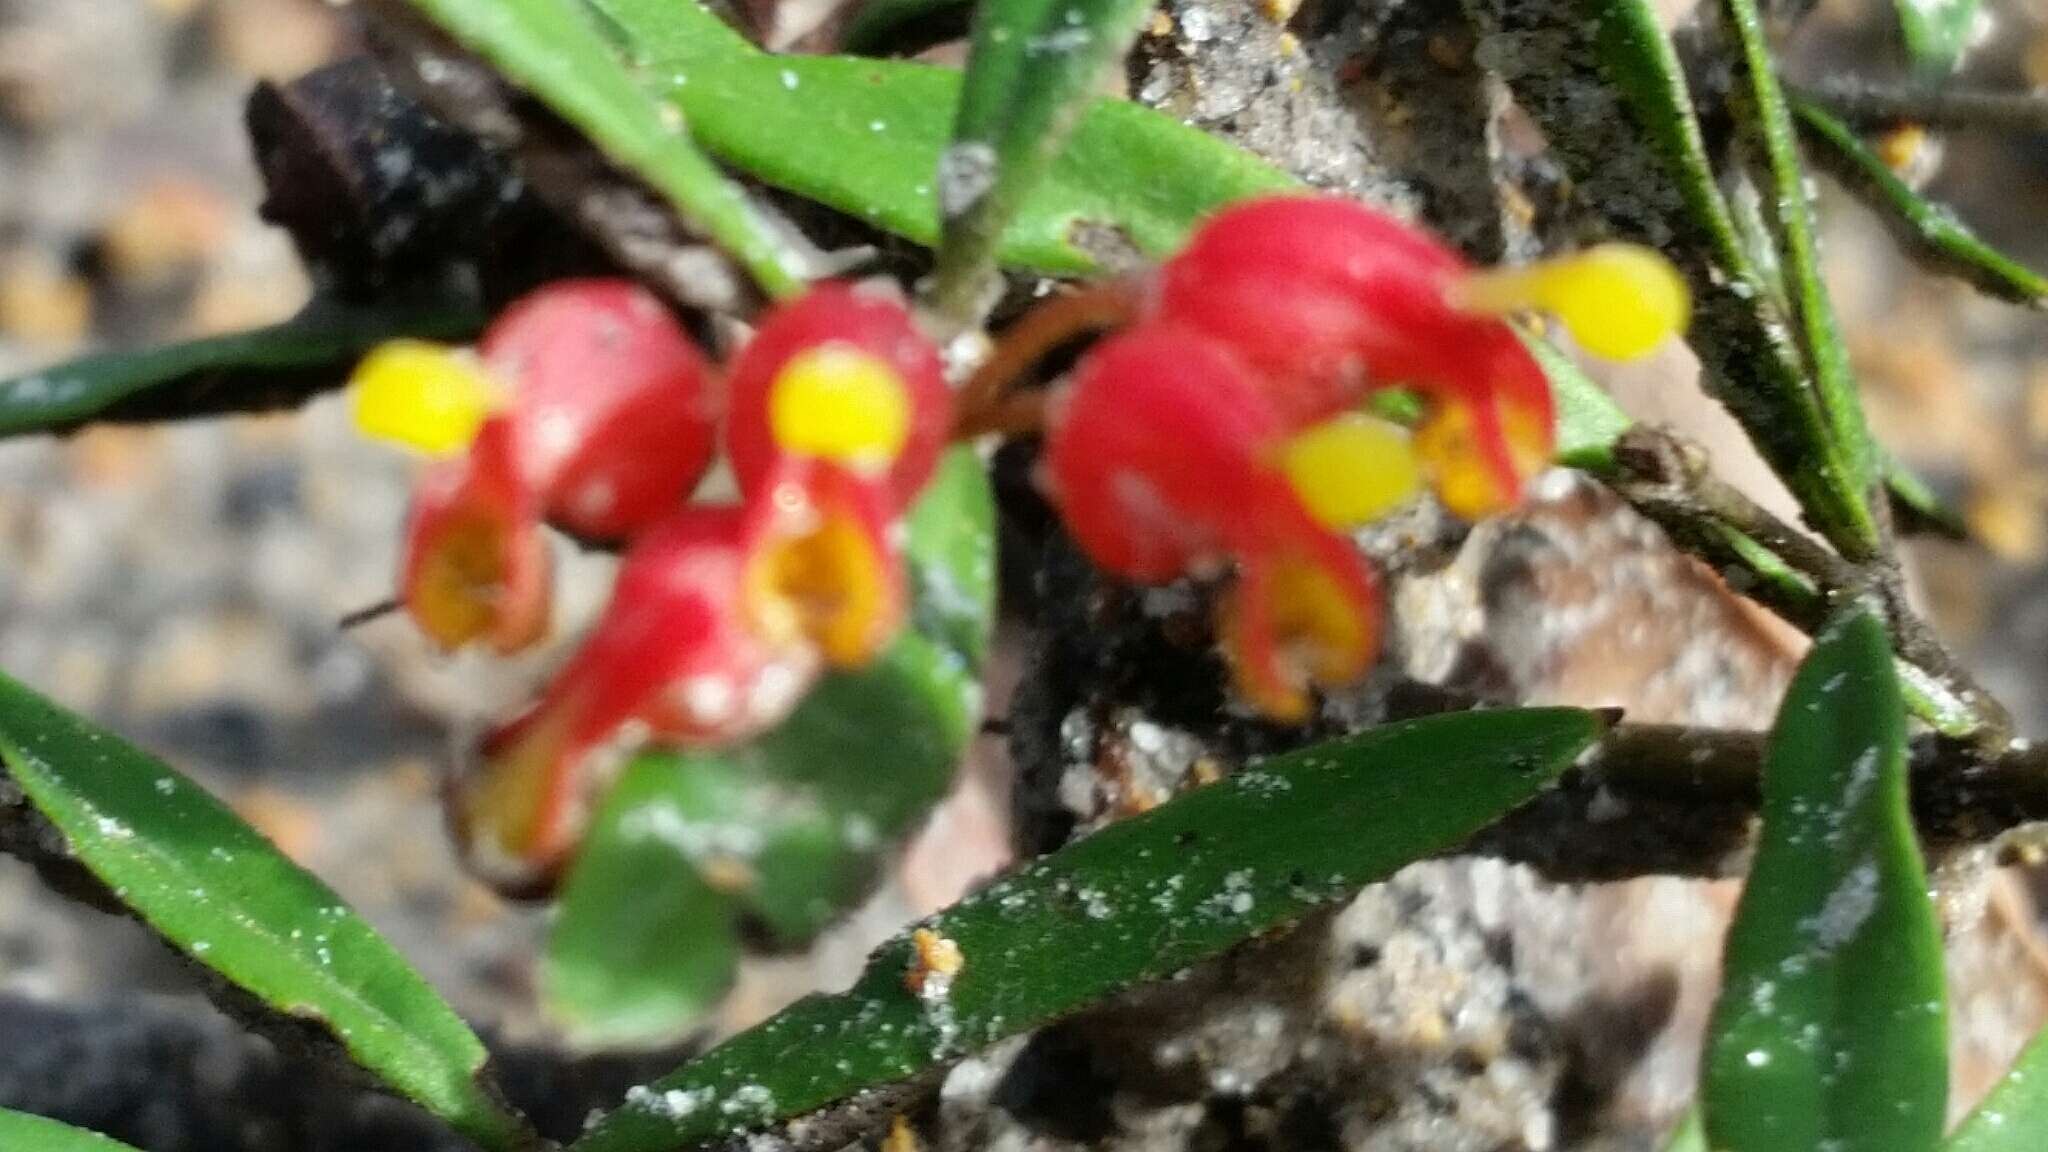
[726,282,951,510]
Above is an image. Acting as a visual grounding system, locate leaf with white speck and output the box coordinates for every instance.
[570,707,1604,1152]
[1703,607,1944,1152]
[0,672,533,1151]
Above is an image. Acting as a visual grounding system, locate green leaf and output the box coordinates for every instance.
[1662,1109,1708,1152]
[1473,0,1883,562]
[1703,608,1946,1152]
[1948,1020,2048,1150]
[1722,0,1882,557]
[929,0,1159,316]
[0,673,531,1152]
[588,0,1294,274]
[0,291,483,439]
[1519,331,1632,470]
[905,446,998,667]
[569,707,1605,1152]
[1793,98,2048,307]
[1896,0,1981,75]
[542,755,744,1049]
[401,0,807,297]
[542,452,994,1048]
[0,1111,138,1152]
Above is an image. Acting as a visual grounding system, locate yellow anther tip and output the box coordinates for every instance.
[1457,244,1690,362]
[350,340,503,456]
[768,347,912,470]
[1280,412,1422,530]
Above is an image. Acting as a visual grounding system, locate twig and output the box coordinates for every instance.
[1790,78,2048,135]
[1600,427,2010,744]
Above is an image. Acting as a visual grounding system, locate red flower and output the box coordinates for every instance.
[356,280,720,653]
[398,416,551,654]
[455,458,904,881]
[1150,196,1555,518]
[725,281,951,510]
[1044,325,1381,721]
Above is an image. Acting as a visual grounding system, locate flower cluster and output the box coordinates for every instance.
[351,280,948,880]
[1034,195,1687,720]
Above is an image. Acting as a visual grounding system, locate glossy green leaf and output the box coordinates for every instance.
[1472,0,1881,563]
[1794,99,2048,307]
[1896,0,1981,75]
[1948,1019,2048,1150]
[589,0,1294,274]
[1722,0,1882,557]
[0,1112,138,1152]
[401,0,807,297]
[543,453,993,1048]
[929,0,1158,315]
[1703,608,1945,1152]
[0,673,530,1152]
[0,291,483,439]
[570,707,1606,1152]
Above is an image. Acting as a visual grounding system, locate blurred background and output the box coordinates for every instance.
[4,0,2048,1147]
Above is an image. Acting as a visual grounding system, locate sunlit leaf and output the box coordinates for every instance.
[0,674,531,1151]
[0,1112,138,1152]
[401,0,808,296]
[1794,98,2047,307]
[1721,0,1882,558]
[588,0,1293,274]
[569,707,1606,1152]
[1703,607,1945,1152]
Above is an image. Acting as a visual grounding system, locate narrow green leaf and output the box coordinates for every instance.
[1723,0,1883,556]
[570,707,1605,1152]
[1470,0,1882,563]
[543,452,993,1047]
[1703,608,1945,1152]
[930,0,1159,315]
[400,0,808,297]
[1793,98,2048,307]
[0,673,530,1152]
[1896,0,1981,75]
[0,1111,138,1152]
[1948,1020,2048,1150]
[0,291,483,439]
[590,0,1293,274]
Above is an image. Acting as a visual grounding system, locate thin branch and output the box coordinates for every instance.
[1789,78,2048,135]
[1599,427,2010,744]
